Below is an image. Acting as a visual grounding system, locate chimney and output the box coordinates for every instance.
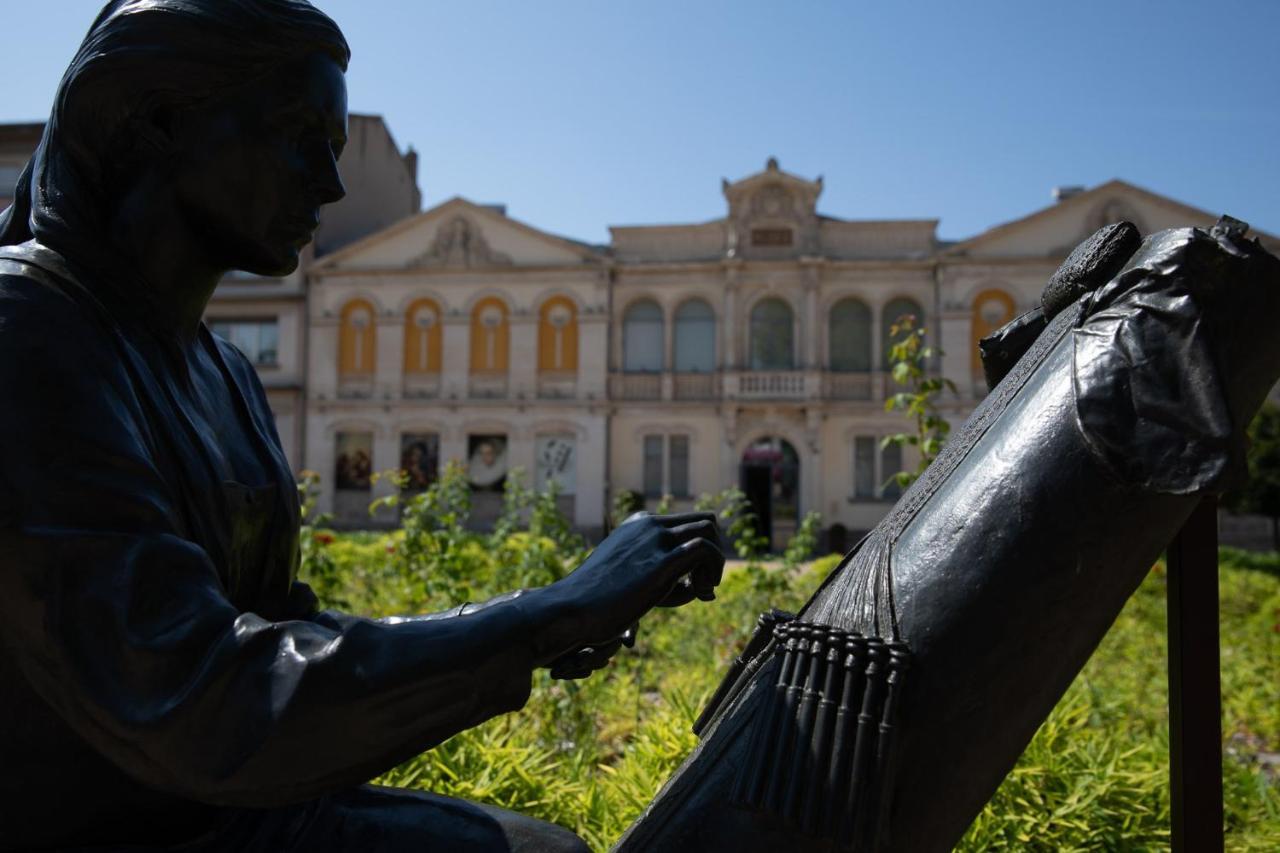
[1053,185,1085,203]
[404,146,419,182]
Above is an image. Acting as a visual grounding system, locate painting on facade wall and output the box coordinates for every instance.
[468,434,508,491]
[399,433,440,491]
[334,432,373,491]
[535,436,576,496]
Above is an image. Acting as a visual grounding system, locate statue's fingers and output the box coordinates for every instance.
[658,577,698,608]
[549,640,623,680]
[620,623,639,648]
[653,511,718,529]
[658,537,725,606]
[686,537,726,600]
[619,510,653,526]
[666,519,721,547]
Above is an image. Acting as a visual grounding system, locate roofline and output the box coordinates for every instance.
[946,178,1279,254]
[610,216,940,235]
[313,195,605,269]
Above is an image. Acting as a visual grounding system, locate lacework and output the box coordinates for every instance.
[803,301,1084,637]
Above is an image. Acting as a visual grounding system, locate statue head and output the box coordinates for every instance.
[0,0,351,277]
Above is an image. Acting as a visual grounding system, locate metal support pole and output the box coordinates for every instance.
[1166,496,1223,853]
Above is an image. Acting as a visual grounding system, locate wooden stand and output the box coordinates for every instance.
[1165,496,1224,852]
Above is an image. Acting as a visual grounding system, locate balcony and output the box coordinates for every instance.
[403,372,441,399]
[729,371,809,400]
[825,371,881,401]
[607,369,906,403]
[469,372,509,399]
[537,371,579,400]
[611,372,663,401]
[673,372,721,400]
[337,373,374,399]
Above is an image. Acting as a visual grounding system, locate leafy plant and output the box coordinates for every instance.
[782,510,822,571]
[1224,403,1280,549]
[610,489,646,528]
[297,469,1280,850]
[694,487,769,560]
[882,312,956,490]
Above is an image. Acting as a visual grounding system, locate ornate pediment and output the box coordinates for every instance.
[409,215,512,268]
[722,158,823,258]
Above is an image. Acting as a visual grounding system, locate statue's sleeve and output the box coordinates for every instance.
[0,284,538,808]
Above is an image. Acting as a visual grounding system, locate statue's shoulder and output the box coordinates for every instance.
[0,241,103,347]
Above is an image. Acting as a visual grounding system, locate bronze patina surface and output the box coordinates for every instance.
[0,3,723,850]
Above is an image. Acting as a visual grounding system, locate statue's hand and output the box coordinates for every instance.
[547,625,635,680]
[532,512,724,668]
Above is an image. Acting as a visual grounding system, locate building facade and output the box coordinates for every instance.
[3,116,1274,544]
[304,159,1278,543]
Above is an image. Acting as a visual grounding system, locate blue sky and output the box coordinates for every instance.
[2,0,1277,243]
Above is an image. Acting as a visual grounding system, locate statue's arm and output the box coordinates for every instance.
[0,300,565,808]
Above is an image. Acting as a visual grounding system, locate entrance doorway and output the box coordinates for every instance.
[740,436,800,552]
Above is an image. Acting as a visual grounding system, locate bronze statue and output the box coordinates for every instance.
[0,2,723,851]
[618,218,1280,851]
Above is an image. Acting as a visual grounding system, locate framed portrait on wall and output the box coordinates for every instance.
[399,433,440,491]
[535,436,576,495]
[335,432,373,491]
[468,434,508,491]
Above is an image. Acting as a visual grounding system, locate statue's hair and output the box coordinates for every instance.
[0,0,350,250]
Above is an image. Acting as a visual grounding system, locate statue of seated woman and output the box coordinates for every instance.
[0,2,724,850]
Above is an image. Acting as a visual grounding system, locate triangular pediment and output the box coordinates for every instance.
[314,197,601,271]
[947,180,1279,258]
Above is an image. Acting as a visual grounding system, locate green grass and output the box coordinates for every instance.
[307,529,1280,851]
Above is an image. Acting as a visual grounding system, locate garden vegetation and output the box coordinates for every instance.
[297,466,1279,851]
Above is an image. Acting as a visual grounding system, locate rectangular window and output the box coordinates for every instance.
[335,432,373,492]
[643,435,664,498]
[668,435,690,498]
[751,228,793,247]
[854,437,877,499]
[209,319,279,366]
[881,442,904,501]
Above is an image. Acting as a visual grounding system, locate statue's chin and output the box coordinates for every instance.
[237,246,302,279]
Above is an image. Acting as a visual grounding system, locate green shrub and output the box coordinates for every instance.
[305,481,1280,851]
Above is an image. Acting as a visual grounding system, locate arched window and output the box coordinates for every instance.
[749,297,794,370]
[538,296,579,373]
[881,297,924,368]
[622,299,664,372]
[470,297,510,374]
[828,298,872,372]
[339,299,376,375]
[674,299,716,373]
[404,298,442,374]
[971,289,1016,381]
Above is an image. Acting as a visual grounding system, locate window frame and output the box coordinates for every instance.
[641,433,692,499]
[208,317,281,368]
[850,434,907,503]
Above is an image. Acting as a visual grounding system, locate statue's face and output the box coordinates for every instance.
[166,51,348,276]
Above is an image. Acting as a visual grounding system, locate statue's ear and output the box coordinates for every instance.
[1073,271,1244,495]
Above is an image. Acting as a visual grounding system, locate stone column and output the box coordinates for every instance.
[803,263,820,369]
[442,312,470,399]
[939,307,973,399]
[371,425,399,523]
[510,312,538,399]
[374,315,403,400]
[578,315,608,399]
[722,262,741,370]
[575,415,608,532]
[309,321,340,400]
